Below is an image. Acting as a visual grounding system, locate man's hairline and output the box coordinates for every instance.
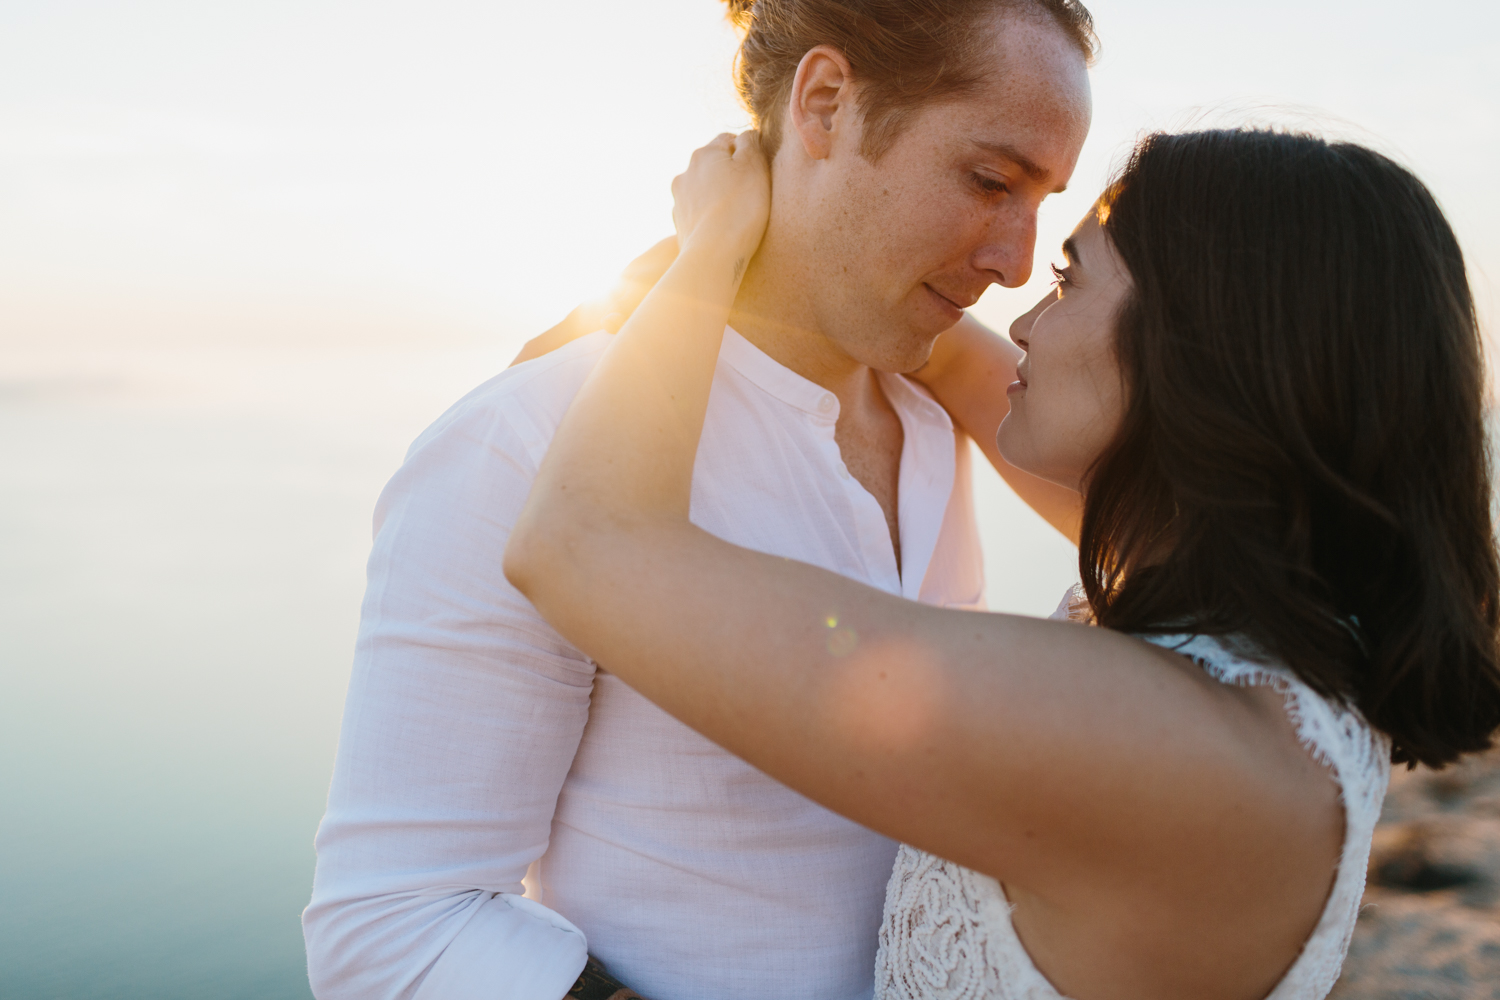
[761,2,1088,169]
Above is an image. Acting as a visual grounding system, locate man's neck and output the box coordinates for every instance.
[730,246,908,572]
[727,250,883,410]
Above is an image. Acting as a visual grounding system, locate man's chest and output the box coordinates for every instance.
[684,405,903,591]
[679,392,977,611]
[835,405,906,570]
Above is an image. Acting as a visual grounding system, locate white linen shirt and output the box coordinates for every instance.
[304,328,986,1000]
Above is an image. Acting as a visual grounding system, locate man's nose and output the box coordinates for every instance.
[972,204,1040,289]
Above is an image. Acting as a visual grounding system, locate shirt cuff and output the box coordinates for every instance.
[412,893,589,1000]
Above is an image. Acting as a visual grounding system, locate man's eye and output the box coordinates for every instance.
[972,173,1009,196]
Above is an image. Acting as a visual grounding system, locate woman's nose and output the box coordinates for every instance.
[1009,291,1052,349]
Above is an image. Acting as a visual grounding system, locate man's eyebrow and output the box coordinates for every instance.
[970,139,1068,193]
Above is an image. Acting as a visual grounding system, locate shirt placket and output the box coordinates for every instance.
[811,389,903,598]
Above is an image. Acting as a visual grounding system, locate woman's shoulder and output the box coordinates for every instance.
[1049,583,1391,819]
[1141,624,1393,838]
[1143,635,1392,998]
[1056,586,1383,734]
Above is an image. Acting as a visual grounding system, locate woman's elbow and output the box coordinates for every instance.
[503,497,611,607]
[507,496,651,620]
[503,506,564,601]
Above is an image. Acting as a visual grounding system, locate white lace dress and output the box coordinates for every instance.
[874,588,1392,1000]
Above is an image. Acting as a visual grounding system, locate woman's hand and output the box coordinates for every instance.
[507,129,775,582]
[509,130,765,369]
[670,131,770,280]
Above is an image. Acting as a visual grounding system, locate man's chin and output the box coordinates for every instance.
[823,317,941,374]
[864,337,942,376]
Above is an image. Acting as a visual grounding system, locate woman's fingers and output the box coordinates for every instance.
[515,127,766,369]
[671,130,771,267]
[731,129,762,162]
[679,133,736,180]
[513,127,763,369]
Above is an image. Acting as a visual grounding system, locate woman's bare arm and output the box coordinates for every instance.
[912,312,1083,542]
[504,135,1328,915]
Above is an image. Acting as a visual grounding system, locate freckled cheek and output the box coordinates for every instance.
[883,189,985,254]
[951,199,1004,246]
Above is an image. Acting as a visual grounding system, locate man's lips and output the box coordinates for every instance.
[923,283,979,315]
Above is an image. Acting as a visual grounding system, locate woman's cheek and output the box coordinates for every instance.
[1004,392,1061,477]
[997,408,1032,470]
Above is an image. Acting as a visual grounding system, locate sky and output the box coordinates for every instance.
[1,0,1496,354]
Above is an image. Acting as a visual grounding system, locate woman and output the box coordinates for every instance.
[504,128,1500,999]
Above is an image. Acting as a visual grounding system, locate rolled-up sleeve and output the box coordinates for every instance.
[304,382,592,1000]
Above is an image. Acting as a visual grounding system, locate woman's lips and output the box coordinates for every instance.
[1007,370,1028,395]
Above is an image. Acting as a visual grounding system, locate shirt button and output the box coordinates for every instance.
[818,394,836,414]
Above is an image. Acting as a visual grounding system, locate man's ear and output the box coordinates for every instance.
[787,45,857,161]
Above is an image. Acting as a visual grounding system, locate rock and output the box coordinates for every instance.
[1330,748,1500,999]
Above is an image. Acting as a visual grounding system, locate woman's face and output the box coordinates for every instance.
[997,208,1132,493]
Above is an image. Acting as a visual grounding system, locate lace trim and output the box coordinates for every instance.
[1144,632,1391,1000]
[875,588,1391,1000]
[875,846,1051,1000]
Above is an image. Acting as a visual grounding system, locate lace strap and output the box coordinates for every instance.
[1149,633,1385,794]
[1139,632,1392,999]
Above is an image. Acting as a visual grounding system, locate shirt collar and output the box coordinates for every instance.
[717,327,840,421]
[877,369,954,433]
[718,326,955,434]
[716,326,960,601]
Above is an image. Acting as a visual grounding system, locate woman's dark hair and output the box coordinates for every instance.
[1083,128,1500,768]
[723,0,1097,161]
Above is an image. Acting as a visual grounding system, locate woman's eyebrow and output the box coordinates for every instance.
[1061,237,1081,265]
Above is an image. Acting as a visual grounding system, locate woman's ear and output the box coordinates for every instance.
[787,45,856,162]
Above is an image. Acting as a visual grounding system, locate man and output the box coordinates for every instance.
[303,2,1094,998]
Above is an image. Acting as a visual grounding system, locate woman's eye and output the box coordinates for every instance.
[1049,263,1070,288]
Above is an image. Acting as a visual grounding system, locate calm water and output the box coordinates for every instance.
[0,346,1076,999]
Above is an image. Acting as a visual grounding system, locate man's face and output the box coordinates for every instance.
[790,13,1091,373]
